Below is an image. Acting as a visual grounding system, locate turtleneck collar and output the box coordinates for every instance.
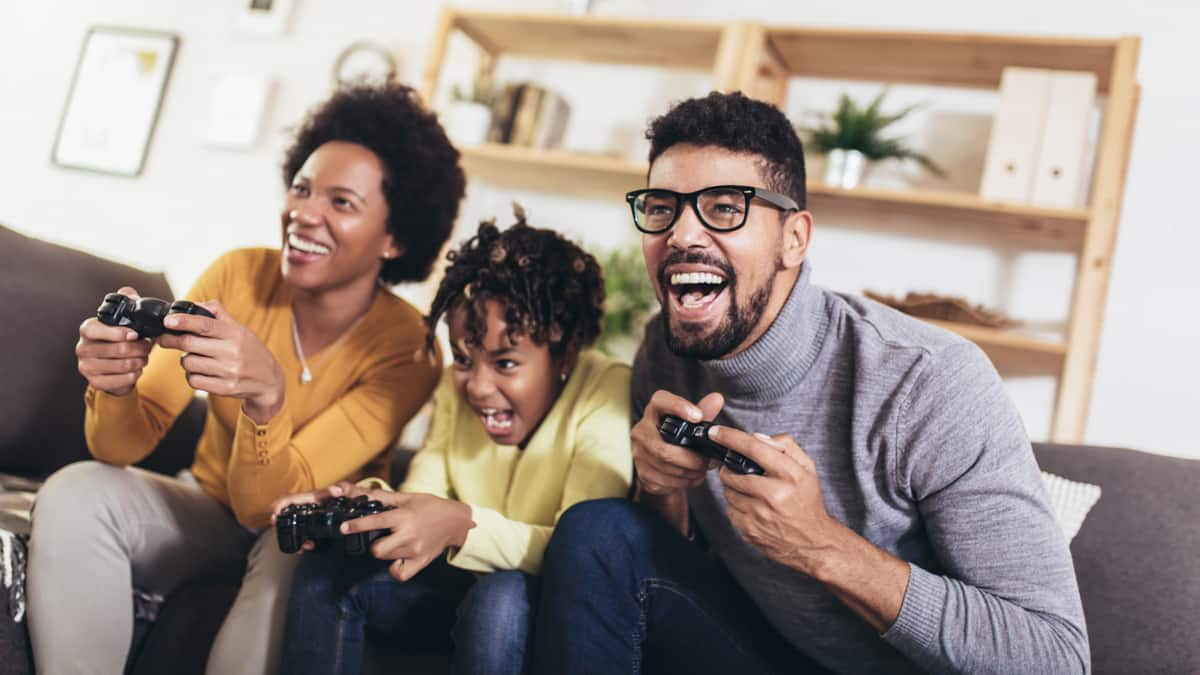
[700,261,829,400]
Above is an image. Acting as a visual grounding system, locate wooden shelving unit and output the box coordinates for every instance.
[459,143,1089,250]
[422,9,1140,443]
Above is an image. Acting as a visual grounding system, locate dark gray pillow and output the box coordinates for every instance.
[0,225,200,478]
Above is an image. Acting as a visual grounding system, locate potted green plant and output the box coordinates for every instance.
[594,245,658,363]
[802,89,945,189]
[444,71,495,147]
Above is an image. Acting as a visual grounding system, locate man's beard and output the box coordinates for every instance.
[658,251,773,360]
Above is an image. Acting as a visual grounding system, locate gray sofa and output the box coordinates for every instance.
[2,223,1197,673]
[0,224,211,675]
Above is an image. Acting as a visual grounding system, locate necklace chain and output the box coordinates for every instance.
[290,305,371,385]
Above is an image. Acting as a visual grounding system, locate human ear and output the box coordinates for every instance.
[779,209,813,270]
[556,342,581,382]
[381,234,404,260]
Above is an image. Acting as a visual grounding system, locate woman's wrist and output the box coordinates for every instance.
[244,377,285,425]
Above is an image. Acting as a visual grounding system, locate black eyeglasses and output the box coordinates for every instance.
[625,185,799,234]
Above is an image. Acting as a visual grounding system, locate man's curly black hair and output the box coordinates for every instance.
[281,81,466,284]
[426,208,605,359]
[646,91,807,210]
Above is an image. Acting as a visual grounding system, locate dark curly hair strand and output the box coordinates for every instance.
[281,81,466,284]
[426,207,606,359]
[646,91,807,210]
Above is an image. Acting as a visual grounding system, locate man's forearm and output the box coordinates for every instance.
[793,520,910,634]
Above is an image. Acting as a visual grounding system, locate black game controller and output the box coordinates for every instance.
[658,415,765,476]
[96,292,215,338]
[276,495,392,556]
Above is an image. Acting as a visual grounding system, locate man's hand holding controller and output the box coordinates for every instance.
[629,390,726,534]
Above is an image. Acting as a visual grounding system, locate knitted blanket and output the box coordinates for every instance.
[0,474,37,623]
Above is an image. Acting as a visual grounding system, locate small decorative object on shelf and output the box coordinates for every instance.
[562,0,595,14]
[864,290,1018,329]
[802,90,945,189]
[444,71,495,147]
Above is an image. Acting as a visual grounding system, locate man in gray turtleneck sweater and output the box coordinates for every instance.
[531,92,1088,675]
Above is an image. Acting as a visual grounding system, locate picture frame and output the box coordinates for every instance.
[51,27,179,177]
[231,0,295,37]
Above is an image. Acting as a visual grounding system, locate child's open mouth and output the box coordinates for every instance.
[478,408,514,433]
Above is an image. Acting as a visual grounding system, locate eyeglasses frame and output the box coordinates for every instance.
[624,184,800,234]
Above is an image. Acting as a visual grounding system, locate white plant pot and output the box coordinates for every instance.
[444,101,492,147]
[823,148,868,189]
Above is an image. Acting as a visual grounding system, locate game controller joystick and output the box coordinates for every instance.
[658,415,765,476]
[96,293,215,338]
[276,495,392,556]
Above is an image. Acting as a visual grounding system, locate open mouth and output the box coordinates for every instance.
[477,407,514,434]
[667,270,729,316]
[286,232,332,257]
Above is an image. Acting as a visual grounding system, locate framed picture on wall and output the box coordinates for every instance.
[231,0,295,36]
[51,27,179,177]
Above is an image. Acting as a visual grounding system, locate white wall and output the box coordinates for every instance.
[2,0,1197,457]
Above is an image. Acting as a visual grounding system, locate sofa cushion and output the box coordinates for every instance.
[1033,442,1200,674]
[1039,470,1102,541]
[0,225,198,478]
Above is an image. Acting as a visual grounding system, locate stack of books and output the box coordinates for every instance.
[487,82,571,149]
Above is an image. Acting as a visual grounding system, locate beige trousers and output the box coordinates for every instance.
[26,461,298,675]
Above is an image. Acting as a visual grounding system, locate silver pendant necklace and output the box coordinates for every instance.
[291,313,314,384]
[290,285,379,385]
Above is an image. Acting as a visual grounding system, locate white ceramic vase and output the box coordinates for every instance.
[823,148,868,189]
[444,101,492,147]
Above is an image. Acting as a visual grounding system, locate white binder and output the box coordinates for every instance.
[1030,71,1098,208]
[980,67,1053,204]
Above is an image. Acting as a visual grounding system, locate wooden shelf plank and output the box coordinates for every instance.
[808,181,1088,248]
[766,28,1121,92]
[453,11,725,69]
[924,319,1066,374]
[458,144,1087,247]
[925,319,1066,357]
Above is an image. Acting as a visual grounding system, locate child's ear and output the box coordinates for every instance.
[557,342,580,383]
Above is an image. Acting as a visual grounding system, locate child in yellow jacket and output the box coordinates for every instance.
[274,216,633,675]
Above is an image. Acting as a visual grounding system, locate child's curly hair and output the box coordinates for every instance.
[426,207,605,358]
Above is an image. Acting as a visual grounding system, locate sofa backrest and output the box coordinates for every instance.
[0,225,201,478]
[1033,442,1200,674]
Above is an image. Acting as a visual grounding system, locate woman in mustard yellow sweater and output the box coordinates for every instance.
[26,82,464,675]
[275,218,634,675]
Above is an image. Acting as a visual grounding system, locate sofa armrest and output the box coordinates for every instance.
[1033,442,1200,674]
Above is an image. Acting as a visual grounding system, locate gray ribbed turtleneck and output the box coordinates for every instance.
[631,262,1089,674]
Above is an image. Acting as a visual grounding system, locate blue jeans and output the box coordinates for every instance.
[281,551,539,675]
[531,499,828,675]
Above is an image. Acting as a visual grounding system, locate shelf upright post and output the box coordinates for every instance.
[1052,35,1141,442]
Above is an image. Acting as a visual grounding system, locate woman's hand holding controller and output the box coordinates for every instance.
[76,286,152,396]
[157,301,286,424]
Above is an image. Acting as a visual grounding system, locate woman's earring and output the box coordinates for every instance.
[560,370,568,383]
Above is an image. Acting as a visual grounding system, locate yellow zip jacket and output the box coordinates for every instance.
[400,350,633,575]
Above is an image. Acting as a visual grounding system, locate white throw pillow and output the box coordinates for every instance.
[1041,471,1102,542]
